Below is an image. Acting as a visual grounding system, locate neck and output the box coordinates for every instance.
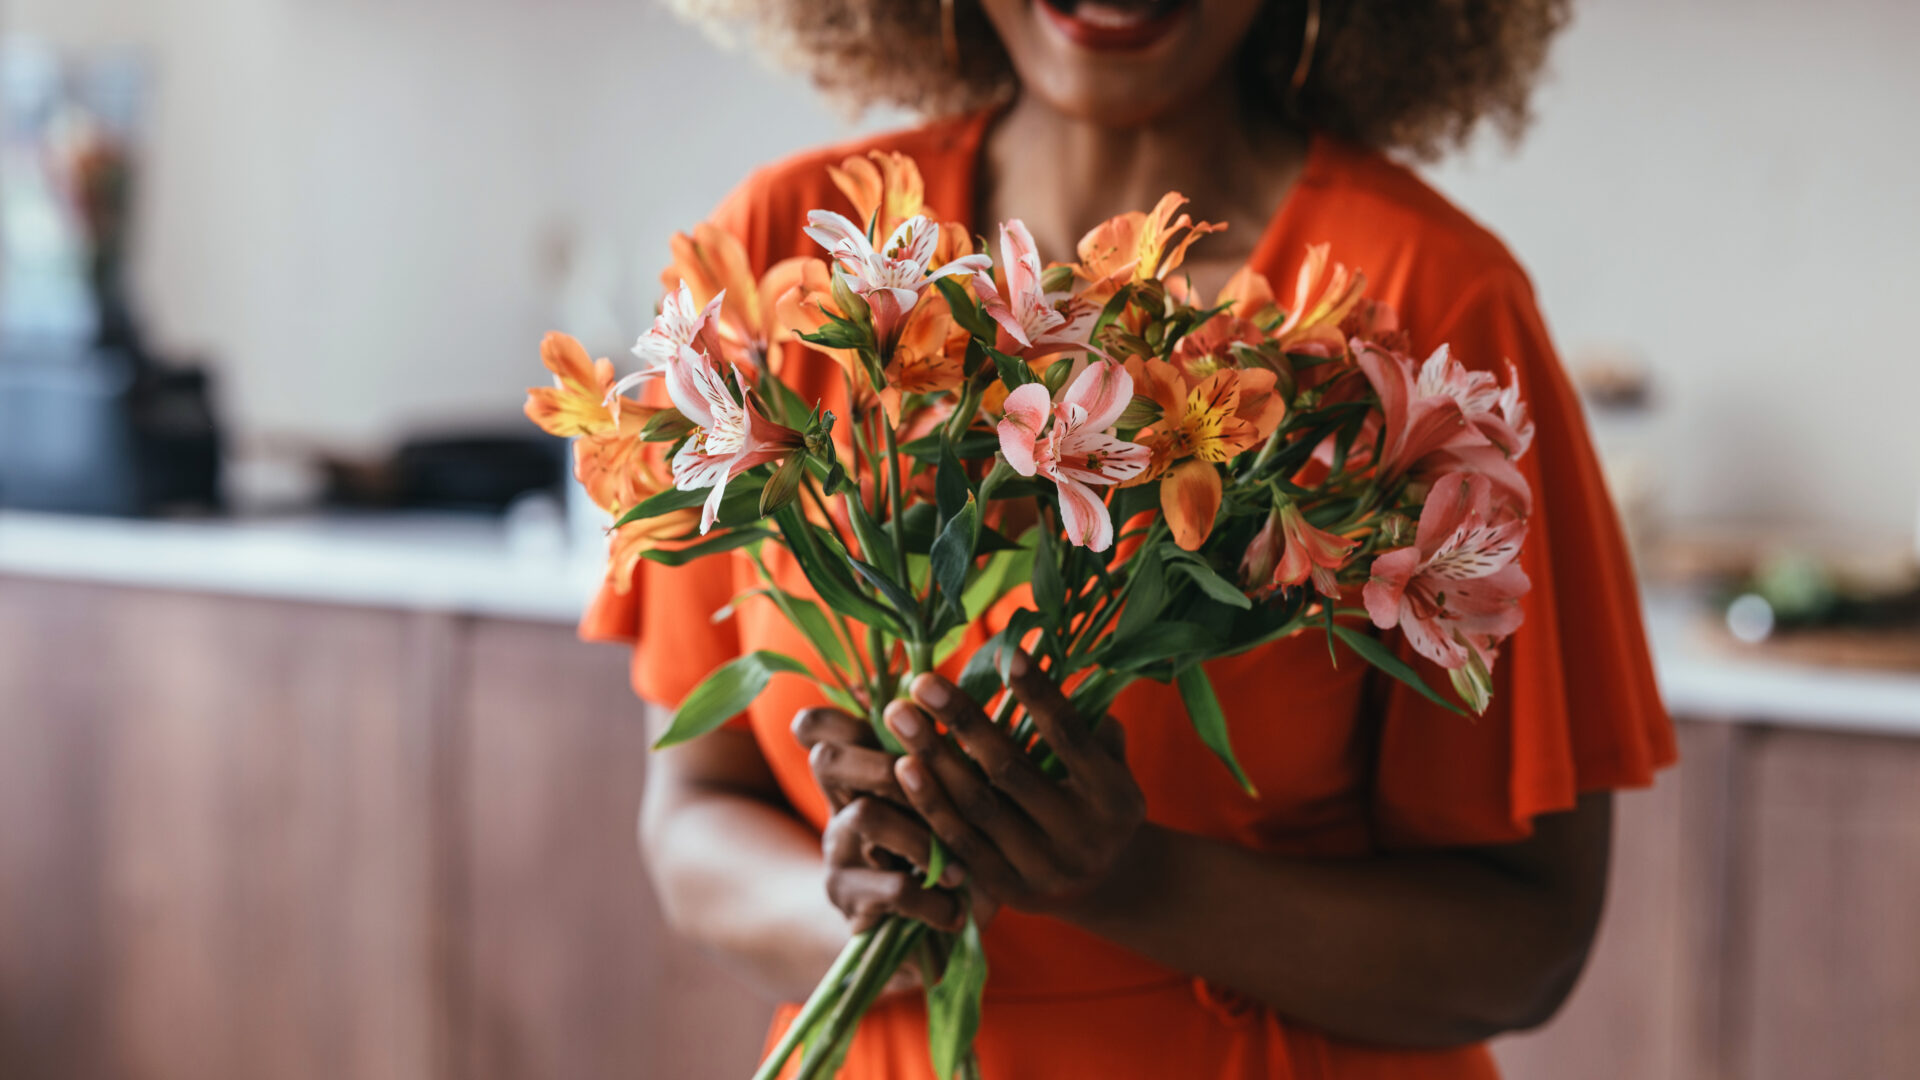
[978,78,1308,276]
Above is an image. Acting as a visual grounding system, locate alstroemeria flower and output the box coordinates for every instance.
[1361,344,1536,512]
[1353,341,1474,480]
[1123,358,1285,550]
[1363,471,1531,710]
[525,331,649,437]
[804,210,990,350]
[1271,503,1356,598]
[666,350,806,534]
[599,456,699,593]
[1169,314,1268,383]
[1074,192,1225,299]
[1215,266,1279,325]
[662,222,811,369]
[782,257,967,397]
[996,360,1150,552]
[828,149,925,242]
[612,283,729,402]
[1274,244,1366,357]
[974,218,1097,359]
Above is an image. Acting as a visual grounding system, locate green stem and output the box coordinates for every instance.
[751,930,873,1080]
[794,917,918,1080]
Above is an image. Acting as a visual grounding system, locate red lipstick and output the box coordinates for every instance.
[1038,0,1193,53]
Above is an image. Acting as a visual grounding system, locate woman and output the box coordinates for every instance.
[587,1,1674,1076]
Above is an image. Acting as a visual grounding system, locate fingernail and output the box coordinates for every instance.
[1009,650,1031,677]
[886,702,922,741]
[897,758,925,793]
[915,674,951,709]
[940,864,965,888]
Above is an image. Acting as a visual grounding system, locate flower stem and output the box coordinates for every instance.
[793,917,919,1080]
[750,929,873,1080]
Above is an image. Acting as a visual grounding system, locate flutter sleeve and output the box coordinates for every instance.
[577,179,766,710]
[1370,269,1675,848]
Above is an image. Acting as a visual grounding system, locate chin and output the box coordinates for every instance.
[983,0,1265,127]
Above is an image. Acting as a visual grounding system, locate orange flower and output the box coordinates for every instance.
[525,332,649,438]
[1215,265,1278,324]
[661,222,812,368]
[1274,244,1365,356]
[828,149,926,240]
[1075,192,1226,298]
[781,257,968,397]
[1123,358,1285,550]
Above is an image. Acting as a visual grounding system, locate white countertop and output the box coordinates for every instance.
[0,508,603,624]
[3,509,1918,733]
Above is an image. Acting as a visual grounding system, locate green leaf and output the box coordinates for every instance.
[954,628,1011,706]
[847,495,898,575]
[849,558,921,634]
[937,440,972,523]
[1168,554,1254,610]
[1174,663,1258,796]
[772,506,906,633]
[930,497,978,615]
[934,275,997,341]
[612,484,706,527]
[1031,523,1065,615]
[655,651,813,749]
[1113,544,1169,643]
[986,345,1035,390]
[639,527,770,567]
[1100,620,1219,674]
[766,591,849,671]
[925,915,989,1080]
[1329,623,1467,716]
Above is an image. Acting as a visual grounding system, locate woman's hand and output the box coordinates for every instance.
[882,650,1146,917]
[792,706,977,937]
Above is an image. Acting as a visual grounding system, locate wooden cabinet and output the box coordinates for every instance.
[0,576,766,1080]
[5,573,1919,1079]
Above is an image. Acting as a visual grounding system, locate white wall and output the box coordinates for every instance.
[10,0,1917,534]
[1427,0,1920,537]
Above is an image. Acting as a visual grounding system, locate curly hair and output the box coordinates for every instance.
[668,0,1571,161]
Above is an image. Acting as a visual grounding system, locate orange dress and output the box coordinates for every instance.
[582,111,1675,1080]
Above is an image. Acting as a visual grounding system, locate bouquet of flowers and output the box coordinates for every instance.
[526,152,1535,1080]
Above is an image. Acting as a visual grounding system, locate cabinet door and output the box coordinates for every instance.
[1734,728,1920,1080]
[457,618,771,1080]
[0,577,436,1080]
[1491,721,1732,1080]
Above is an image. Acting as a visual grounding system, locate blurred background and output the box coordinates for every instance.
[1,1,1916,1078]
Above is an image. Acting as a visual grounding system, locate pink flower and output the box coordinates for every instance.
[1363,472,1530,711]
[609,283,728,402]
[1271,503,1356,599]
[996,360,1150,552]
[665,349,804,534]
[803,210,989,348]
[1352,342,1472,479]
[973,218,1095,358]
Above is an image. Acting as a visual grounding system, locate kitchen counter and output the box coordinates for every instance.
[3,508,1917,732]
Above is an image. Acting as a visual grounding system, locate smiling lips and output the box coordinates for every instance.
[1037,0,1194,52]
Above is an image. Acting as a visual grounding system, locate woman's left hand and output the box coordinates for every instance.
[882,650,1146,917]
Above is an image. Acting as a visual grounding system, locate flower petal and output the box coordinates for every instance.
[1160,458,1222,551]
[997,382,1053,476]
[1054,474,1115,552]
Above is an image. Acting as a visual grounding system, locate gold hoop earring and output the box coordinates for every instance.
[1286,0,1321,118]
[942,0,962,70]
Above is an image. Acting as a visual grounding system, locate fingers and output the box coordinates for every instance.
[891,752,1023,903]
[794,706,907,810]
[906,673,1077,831]
[823,796,947,881]
[826,865,965,933]
[1005,650,1098,772]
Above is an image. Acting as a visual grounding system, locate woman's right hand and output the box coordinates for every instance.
[793,706,984,936]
